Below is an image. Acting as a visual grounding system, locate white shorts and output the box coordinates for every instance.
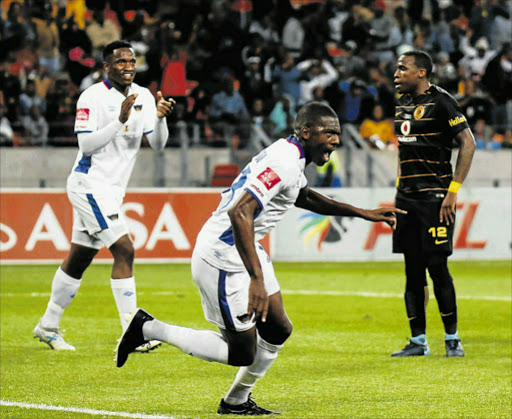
[191,244,280,332]
[67,189,129,250]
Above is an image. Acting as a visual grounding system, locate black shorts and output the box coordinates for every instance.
[392,196,455,255]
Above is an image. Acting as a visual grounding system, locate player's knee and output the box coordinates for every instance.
[276,320,293,342]
[427,262,452,285]
[110,238,134,264]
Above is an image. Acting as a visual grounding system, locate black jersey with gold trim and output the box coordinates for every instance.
[394,84,469,199]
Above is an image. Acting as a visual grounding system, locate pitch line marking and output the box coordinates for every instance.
[1,290,510,302]
[0,400,177,419]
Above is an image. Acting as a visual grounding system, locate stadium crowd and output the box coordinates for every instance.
[0,0,511,150]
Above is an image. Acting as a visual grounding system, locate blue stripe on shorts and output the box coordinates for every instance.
[217,270,235,331]
[86,193,108,230]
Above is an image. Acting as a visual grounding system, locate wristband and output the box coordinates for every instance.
[448,181,461,193]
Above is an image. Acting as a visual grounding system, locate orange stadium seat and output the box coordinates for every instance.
[210,163,240,187]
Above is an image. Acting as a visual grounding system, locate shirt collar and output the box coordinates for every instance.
[286,135,305,159]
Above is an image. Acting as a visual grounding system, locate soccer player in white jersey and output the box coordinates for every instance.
[116,102,405,415]
[33,40,175,352]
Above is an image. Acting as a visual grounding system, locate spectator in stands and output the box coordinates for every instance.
[187,84,211,142]
[387,5,414,56]
[311,86,329,105]
[458,79,494,133]
[160,48,187,103]
[86,9,121,62]
[249,97,273,135]
[241,56,271,111]
[359,103,395,150]
[0,98,14,146]
[19,79,46,116]
[326,0,349,43]
[0,58,22,122]
[482,42,512,134]
[248,12,280,45]
[270,53,303,108]
[1,1,35,53]
[341,4,374,52]
[282,9,306,58]
[209,75,250,146]
[269,94,296,138]
[79,62,106,92]
[21,104,49,146]
[459,37,496,82]
[433,51,458,92]
[331,40,366,80]
[334,78,377,124]
[296,58,338,106]
[48,95,76,146]
[31,2,61,75]
[368,1,395,67]
[59,16,94,87]
[368,66,396,119]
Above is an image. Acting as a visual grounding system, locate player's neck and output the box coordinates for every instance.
[411,81,431,98]
[108,77,131,96]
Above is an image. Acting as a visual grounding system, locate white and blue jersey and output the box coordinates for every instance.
[195,136,308,271]
[67,79,157,196]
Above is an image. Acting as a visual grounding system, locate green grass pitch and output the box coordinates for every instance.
[1,261,510,418]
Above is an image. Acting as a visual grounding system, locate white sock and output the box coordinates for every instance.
[111,277,137,331]
[143,319,229,364]
[41,267,81,329]
[224,334,282,405]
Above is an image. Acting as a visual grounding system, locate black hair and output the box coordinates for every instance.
[102,40,133,62]
[401,50,433,78]
[294,101,338,136]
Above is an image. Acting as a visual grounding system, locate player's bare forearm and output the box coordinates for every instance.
[295,187,367,217]
[452,128,476,184]
[295,187,404,229]
[440,128,475,225]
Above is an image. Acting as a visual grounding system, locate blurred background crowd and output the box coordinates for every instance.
[0,0,511,150]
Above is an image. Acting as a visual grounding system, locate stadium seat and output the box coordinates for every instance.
[210,163,240,187]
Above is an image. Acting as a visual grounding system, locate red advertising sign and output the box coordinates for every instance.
[0,190,270,263]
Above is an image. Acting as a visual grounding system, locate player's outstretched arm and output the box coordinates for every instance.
[295,187,405,230]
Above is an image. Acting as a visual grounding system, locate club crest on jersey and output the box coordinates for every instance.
[257,167,281,190]
[413,105,425,119]
[400,120,411,135]
[76,108,90,121]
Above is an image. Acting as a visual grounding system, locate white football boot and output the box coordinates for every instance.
[134,339,161,352]
[33,321,75,350]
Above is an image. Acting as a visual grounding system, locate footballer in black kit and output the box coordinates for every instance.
[391,50,476,358]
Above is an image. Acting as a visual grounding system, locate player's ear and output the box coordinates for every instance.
[300,125,310,140]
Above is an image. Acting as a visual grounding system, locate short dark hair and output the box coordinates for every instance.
[103,40,133,62]
[294,101,338,135]
[401,50,433,78]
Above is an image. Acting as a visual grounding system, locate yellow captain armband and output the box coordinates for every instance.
[396,177,400,187]
[448,181,461,193]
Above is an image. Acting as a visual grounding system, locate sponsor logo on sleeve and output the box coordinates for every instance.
[448,115,466,127]
[257,168,281,190]
[76,108,90,121]
[249,184,265,198]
